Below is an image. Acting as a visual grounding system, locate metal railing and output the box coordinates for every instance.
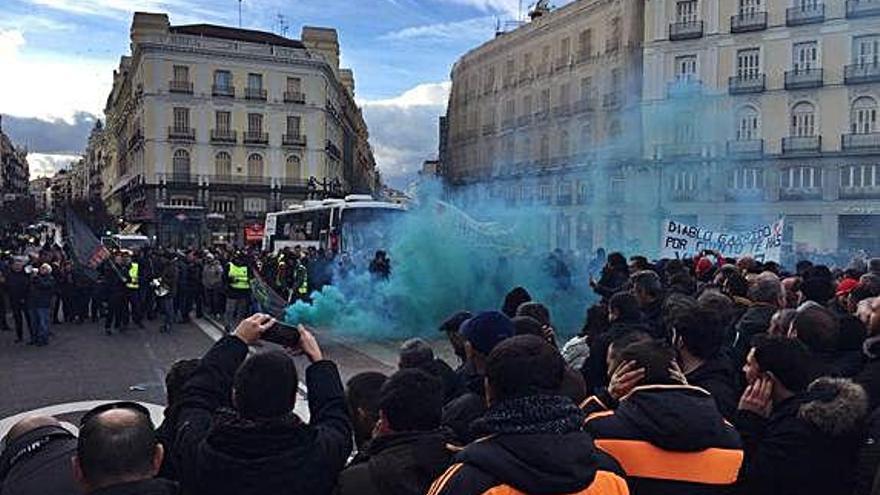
[284,91,306,104]
[244,87,267,100]
[844,63,880,85]
[517,115,532,127]
[730,11,768,32]
[243,131,268,144]
[847,0,880,18]
[552,103,572,117]
[212,85,235,97]
[782,135,822,154]
[729,74,766,94]
[282,134,307,147]
[602,92,622,109]
[169,80,193,93]
[785,68,824,89]
[575,98,595,113]
[210,129,236,143]
[842,132,880,151]
[669,21,704,41]
[168,127,195,141]
[727,139,764,155]
[786,3,825,25]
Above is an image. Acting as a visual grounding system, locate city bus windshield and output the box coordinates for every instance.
[340,207,405,253]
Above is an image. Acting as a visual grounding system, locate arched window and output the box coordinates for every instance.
[215,152,232,177]
[790,101,816,137]
[247,153,264,178]
[285,155,301,180]
[736,105,760,140]
[851,97,878,134]
[172,149,190,177]
[559,130,570,157]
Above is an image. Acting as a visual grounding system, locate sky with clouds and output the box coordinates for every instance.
[0,0,569,185]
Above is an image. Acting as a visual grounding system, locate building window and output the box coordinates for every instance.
[853,35,880,66]
[521,136,532,162]
[609,119,622,138]
[215,111,231,132]
[539,183,552,203]
[173,65,189,82]
[793,41,819,71]
[559,37,571,64]
[739,0,762,15]
[540,88,550,113]
[522,94,532,116]
[674,55,697,82]
[247,113,263,133]
[559,130,570,157]
[606,17,621,53]
[736,48,761,77]
[673,170,697,191]
[781,166,821,189]
[580,122,593,150]
[841,165,880,188]
[539,134,550,162]
[729,167,763,189]
[173,107,190,130]
[243,197,267,213]
[559,83,571,105]
[172,149,190,177]
[736,106,760,140]
[169,196,195,207]
[580,77,593,101]
[286,76,301,93]
[286,155,301,179]
[674,118,696,143]
[676,0,698,23]
[211,198,235,213]
[286,115,302,136]
[504,136,515,165]
[578,29,593,59]
[247,153,264,178]
[791,102,816,137]
[215,152,232,177]
[486,66,496,91]
[504,99,515,121]
[851,97,878,134]
[248,73,263,90]
[213,70,232,89]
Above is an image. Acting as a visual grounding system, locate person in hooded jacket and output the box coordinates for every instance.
[582,292,651,393]
[337,369,453,495]
[736,334,868,495]
[583,339,743,495]
[429,335,629,495]
[172,315,352,495]
[590,252,629,302]
[731,273,783,368]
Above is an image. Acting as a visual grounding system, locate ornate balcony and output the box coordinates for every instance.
[656,142,705,159]
[669,21,704,41]
[284,91,306,104]
[842,132,880,152]
[243,131,268,144]
[517,115,532,127]
[244,87,267,101]
[730,11,768,33]
[785,68,824,89]
[168,127,195,141]
[553,103,572,118]
[169,80,193,94]
[210,129,237,144]
[847,0,880,18]
[782,136,821,154]
[212,85,235,98]
[667,79,703,97]
[602,92,622,109]
[727,139,764,156]
[786,3,825,25]
[575,98,595,114]
[482,123,497,136]
[282,133,307,147]
[845,63,880,85]
[729,74,766,94]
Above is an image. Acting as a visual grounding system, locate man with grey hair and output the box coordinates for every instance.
[398,338,434,369]
[733,271,783,367]
[630,270,666,339]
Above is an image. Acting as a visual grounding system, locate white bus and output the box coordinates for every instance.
[263,195,406,254]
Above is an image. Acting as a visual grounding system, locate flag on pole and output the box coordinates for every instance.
[64,210,111,280]
[250,270,289,318]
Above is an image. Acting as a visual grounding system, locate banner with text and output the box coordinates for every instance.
[660,218,785,262]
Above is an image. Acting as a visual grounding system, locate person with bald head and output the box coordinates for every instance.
[73,403,175,494]
[0,415,78,495]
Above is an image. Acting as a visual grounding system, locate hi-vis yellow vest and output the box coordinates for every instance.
[127,263,139,289]
[228,264,249,290]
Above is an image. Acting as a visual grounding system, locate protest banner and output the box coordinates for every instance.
[659,218,785,262]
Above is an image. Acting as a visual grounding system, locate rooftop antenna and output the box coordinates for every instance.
[276,13,288,37]
[238,0,242,28]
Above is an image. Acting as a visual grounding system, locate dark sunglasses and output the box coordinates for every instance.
[80,401,152,427]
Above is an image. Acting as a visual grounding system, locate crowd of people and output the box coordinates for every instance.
[4,236,880,494]
[0,235,392,345]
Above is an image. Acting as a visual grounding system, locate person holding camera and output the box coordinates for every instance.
[172,314,352,495]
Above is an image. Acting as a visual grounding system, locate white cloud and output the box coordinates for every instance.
[27,0,185,18]
[0,29,114,122]
[360,81,451,108]
[28,153,80,179]
[438,0,521,17]
[381,16,496,42]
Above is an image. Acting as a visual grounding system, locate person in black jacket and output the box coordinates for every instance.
[672,306,739,418]
[788,301,861,377]
[5,258,31,343]
[155,358,200,482]
[345,371,388,454]
[582,292,651,393]
[731,273,783,368]
[172,315,352,495]
[630,270,666,339]
[28,264,55,347]
[337,369,453,495]
[855,297,880,410]
[736,334,868,495]
[583,339,743,494]
[0,415,79,495]
[429,335,628,495]
[590,252,629,302]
